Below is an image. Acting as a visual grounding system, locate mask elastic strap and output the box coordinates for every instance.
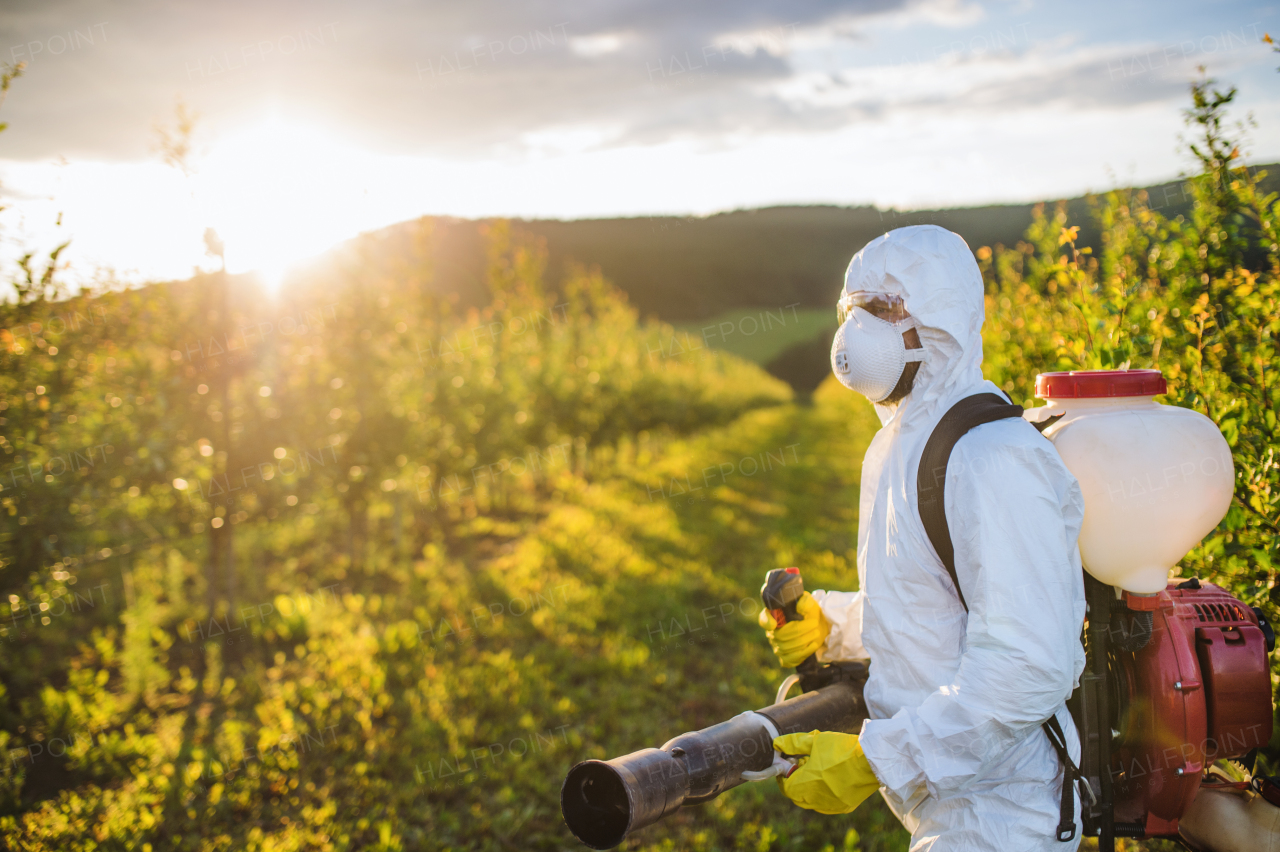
[896,316,925,363]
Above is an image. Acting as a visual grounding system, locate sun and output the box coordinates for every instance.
[195,116,376,291]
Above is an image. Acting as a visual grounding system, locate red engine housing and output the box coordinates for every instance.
[1110,580,1273,837]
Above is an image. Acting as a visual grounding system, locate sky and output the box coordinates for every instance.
[0,0,1278,287]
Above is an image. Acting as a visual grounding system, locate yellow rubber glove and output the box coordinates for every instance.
[773,730,881,815]
[758,591,831,668]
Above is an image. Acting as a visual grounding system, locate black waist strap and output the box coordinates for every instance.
[1042,714,1094,842]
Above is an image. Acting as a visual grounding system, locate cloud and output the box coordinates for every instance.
[2,0,1248,167]
[0,0,912,160]
[0,1,1270,206]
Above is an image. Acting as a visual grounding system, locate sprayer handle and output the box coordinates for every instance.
[762,567,804,623]
[761,568,820,674]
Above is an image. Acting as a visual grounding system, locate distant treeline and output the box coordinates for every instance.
[307,166,1280,325]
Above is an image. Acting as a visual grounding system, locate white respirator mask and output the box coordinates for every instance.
[830,296,925,403]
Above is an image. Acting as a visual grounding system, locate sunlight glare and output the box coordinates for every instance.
[196,117,377,290]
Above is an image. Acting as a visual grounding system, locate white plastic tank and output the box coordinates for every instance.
[1028,370,1235,594]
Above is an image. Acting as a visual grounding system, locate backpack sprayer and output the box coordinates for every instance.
[1028,371,1276,848]
[561,369,1277,851]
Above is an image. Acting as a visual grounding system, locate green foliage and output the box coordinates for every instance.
[0,61,23,137]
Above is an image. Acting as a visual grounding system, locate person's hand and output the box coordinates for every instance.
[758,591,831,668]
[773,730,880,815]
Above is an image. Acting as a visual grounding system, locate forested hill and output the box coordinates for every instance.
[305,165,1280,325]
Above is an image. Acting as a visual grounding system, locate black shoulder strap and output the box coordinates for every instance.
[915,392,1024,611]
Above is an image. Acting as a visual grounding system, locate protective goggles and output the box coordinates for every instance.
[837,291,909,326]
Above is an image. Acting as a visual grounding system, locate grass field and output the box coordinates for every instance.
[675,308,835,366]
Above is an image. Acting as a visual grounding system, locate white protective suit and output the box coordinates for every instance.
[817,225,1087,851]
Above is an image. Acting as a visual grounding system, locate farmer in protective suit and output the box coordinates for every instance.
[760,225,1087,850]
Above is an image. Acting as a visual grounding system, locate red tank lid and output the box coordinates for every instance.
[1034,369,1167,399]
